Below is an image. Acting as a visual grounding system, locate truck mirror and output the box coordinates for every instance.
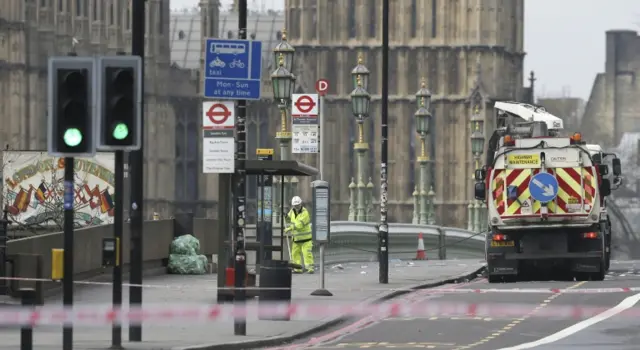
[612,158,622,176]
[474,182,486,200]
[474,169,486,181]
[598,164,608,176]
[600,178,611,197]
[592,154,602,164]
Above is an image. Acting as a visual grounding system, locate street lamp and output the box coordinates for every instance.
[271,53,294,105]
[270,52,296,225]
[351,54,370,91]
[469,118,486,232]
[414,79,432,224]
[350,75,371,117]
[350,74,371,222]
[273,29,295,73]
[471,128,485,156]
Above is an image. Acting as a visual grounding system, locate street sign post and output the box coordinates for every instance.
[291,93,319,154]
[529,172,559,203]
[310,180,332,297]
[315,80,329,179]
[203,38,262,100]
[202,101,236,173]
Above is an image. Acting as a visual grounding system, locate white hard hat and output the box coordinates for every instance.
[291,196,302,206]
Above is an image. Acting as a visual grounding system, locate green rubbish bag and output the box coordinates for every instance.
[167,254,209,275]
[169,234,201,255]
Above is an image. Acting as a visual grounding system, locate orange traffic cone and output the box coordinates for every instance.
[415,233,427,260]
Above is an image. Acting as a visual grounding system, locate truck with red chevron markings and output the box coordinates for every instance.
[474,102,623,283]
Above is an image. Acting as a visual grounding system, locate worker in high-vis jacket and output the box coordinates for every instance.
[285,196,314,274]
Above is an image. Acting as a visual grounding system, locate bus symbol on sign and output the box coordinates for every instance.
[209,42,246,55]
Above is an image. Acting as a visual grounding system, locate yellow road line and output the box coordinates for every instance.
[451,281,587,350]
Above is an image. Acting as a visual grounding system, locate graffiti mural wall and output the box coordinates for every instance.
[2,151,115,227]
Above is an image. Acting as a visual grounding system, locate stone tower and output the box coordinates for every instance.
[285,0,525,227]
[581,30,640,148]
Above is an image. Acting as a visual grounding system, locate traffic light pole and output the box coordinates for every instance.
[112,150,124,349]
[378,0,390,284]
[129,0,145,342]
[62,157,74,350]
[60,49,78,350]
[233,0,248,337]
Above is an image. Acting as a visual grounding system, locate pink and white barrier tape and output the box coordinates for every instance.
[0,301,635,327]
[2,277,640,294]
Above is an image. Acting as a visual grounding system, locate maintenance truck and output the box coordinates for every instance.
[474,102,623,283]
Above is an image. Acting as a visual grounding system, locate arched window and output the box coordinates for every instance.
[347,0,356,38]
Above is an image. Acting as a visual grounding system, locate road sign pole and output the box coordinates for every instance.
[62,157,74,350]
[319,94,325,180]
[233,0,248,337]
[129,0,145,342]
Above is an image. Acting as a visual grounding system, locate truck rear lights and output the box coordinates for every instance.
[493,234,509,241]
[582,232,598,239]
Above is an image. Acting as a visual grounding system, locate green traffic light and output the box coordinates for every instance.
[63,128,83,147]
[112,123,129,140]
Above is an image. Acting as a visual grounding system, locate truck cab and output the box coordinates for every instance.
[474,102,620,283]
[584,144,623,270]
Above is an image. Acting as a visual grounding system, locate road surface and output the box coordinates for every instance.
[280,260,640,350]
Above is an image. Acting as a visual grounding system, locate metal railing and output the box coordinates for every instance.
[245,221,486,265]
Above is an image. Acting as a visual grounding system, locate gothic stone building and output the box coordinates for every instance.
[285,0,526,227]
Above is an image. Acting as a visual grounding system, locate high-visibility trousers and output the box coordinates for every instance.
[291,240,314,272]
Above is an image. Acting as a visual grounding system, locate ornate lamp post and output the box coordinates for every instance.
[470,120,485,232]
[350,73,371,222]
[273,29,295,73]
[270,52,295,224]
[414,79,432,224]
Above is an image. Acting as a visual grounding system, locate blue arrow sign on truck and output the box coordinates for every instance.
[203,38,262,100]
[528,172,559,203]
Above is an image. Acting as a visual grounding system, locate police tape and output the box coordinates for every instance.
[0,276,466,293]
[0,301,634,327]
[2,276,638,294]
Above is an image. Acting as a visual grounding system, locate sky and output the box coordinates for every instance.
[171,0,640,100]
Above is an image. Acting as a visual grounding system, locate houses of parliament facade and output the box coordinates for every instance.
[0,0,528,227]
[282,0,527,226]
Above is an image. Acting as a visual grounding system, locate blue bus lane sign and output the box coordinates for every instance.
[203,38,262,100]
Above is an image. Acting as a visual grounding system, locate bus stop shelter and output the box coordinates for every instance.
[216,160,318,301]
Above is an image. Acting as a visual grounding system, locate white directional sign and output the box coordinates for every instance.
[202,101,235,173]
[291,94,319,154]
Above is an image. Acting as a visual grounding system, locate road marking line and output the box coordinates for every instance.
[451,281,586,350]
[494,291,640,349]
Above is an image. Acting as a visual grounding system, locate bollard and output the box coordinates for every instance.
[20,288,36,350]
[437,227,446,260]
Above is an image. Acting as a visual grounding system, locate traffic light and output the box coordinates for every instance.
[47,57,96,157]
[97,56,142,151]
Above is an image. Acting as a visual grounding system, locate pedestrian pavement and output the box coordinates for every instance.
[0,259,486,350]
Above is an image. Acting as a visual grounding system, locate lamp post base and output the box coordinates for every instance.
[310,288,333,297]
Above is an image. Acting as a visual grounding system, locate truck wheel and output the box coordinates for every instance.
[488,275,502,283]
[590,261,606,281]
